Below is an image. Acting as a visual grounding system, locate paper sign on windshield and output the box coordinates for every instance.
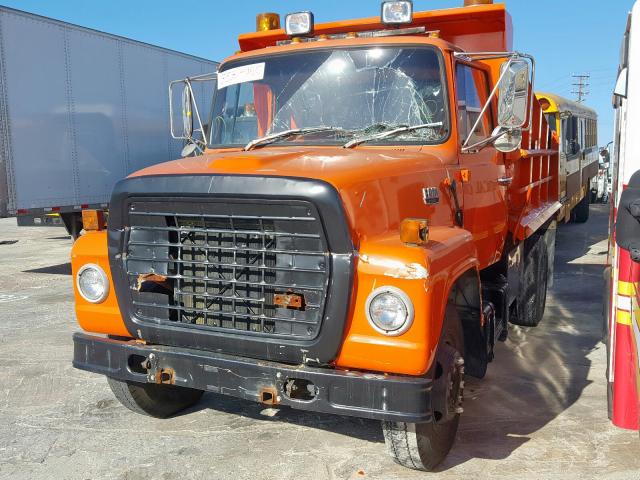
[217,63,265,90]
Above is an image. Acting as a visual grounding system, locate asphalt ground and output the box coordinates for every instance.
[0,204,638,480]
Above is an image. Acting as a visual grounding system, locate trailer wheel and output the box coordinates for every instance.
[511,238,548,327]
[382,306,464,471]
[572,195,590,223]
[107,377,203,418]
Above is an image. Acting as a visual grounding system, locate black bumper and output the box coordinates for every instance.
[73,333,433,423]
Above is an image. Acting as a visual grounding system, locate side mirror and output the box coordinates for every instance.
[181,85,194,139]
[497,59,530,129]
[492,126,522,153]
[181,143,198,157]
[613,68,628,109]
[614,68,628,99]
[168,72,217,155]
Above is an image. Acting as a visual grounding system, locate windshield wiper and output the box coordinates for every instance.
[244,126,353,151]
[344,122,445,149]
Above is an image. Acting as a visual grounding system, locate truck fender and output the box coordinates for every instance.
[426,226,482,373]
[335,226,480,376]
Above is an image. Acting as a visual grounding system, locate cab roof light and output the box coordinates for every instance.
[275,26,427,46]
[381,1,413,25]
[285,11,314,36]
[256,13,281,32]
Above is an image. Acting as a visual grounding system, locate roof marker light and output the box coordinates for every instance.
[381,1,413,25]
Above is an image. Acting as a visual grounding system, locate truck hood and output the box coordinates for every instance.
[131,147,455,240]
[132,147,445,187]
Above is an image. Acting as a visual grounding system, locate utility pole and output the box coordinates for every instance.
[572,73,590,103]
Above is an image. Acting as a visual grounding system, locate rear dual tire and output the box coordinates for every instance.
[510,237,549,327]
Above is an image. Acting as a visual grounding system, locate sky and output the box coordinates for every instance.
[0,0,634,145]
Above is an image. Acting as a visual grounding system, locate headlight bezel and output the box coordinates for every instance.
[365,285,414,336]
[76,263,110,304]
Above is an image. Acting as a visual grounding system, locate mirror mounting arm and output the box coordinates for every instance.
[454,51,536,152]
[169,72,218,151]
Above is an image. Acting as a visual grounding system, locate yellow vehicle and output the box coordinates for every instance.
[537,93,599,223]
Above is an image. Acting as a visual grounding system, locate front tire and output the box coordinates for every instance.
[382,306,464,471]
[107,377,203,418]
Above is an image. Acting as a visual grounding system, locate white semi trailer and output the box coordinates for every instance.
[0,6,217,236]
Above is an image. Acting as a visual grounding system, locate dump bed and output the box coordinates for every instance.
[0,6,218,217]
[507,96,561,240]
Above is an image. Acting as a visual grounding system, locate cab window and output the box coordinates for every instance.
[456,64,492,146]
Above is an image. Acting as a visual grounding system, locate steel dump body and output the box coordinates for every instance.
[0,6,217,218]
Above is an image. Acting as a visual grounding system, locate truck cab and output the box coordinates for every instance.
[71,1,559,470]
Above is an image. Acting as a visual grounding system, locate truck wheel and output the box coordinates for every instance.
[572,195,590,223]
[511,238,548,327]
[382,306,464,471]
[107,377,203,418]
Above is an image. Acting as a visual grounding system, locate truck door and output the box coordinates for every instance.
[455,62,508,268]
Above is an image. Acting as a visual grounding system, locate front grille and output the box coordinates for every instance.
[124,199,330,340]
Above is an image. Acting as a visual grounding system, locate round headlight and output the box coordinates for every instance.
[77,264,109,303]
[365,286,414,336]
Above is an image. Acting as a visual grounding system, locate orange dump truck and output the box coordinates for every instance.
[71,1,562,470]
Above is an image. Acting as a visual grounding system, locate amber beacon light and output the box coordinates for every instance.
[256,13,281,32]
[464,0,493,6]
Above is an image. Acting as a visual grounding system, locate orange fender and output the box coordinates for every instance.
[335,226,479,375]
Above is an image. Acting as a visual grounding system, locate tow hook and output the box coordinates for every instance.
[142,353,175,385]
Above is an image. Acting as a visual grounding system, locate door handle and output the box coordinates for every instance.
[497,176,513,186]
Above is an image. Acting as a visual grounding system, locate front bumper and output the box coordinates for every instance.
[73,333,433,423]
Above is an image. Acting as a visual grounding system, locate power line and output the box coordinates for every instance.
[572,73,590,103]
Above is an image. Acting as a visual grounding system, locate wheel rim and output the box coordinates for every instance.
[433,343,465,423]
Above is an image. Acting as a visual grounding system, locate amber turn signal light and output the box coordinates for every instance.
[82,209,105,231]
[400,218,429,246]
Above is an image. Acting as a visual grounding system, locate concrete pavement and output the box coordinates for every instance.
[0,205,638,479]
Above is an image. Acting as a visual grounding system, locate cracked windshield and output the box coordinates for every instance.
[208,46,449,147]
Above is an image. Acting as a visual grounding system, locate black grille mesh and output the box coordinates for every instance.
[124,200,329,340]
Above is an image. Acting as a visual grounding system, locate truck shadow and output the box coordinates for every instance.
[23,262,72,275]
[195,393,384,443]
[190,205,609,468]
[438,265,604,469]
